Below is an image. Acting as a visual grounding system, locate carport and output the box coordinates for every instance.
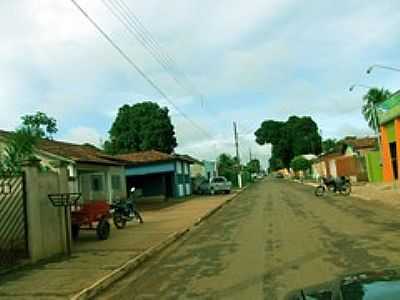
[116,150,196,200]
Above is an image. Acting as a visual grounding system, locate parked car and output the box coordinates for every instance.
[199,176,232,195]
[274,172,284,179]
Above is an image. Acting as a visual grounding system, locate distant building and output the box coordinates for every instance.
[116,150,196,200]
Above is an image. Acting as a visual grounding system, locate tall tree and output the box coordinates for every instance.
[217,153,237,185]
[246,159,261,174]
[362,88,391,132]
[105,102,177,154]
[21,111,58,139]
[255,116,322,170]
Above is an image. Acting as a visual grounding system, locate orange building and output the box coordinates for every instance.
[379,92,400,182]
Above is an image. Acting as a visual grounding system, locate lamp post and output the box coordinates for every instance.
[349,83,374,92]
[366,64,400,74]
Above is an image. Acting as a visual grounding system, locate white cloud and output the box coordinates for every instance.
[61,127,102,146]
[1,0,399,162]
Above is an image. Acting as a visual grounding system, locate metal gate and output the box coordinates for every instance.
[0,174,29,267]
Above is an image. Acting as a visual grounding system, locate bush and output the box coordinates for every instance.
[290,156,311,172]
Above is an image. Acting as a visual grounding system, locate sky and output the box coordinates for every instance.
[1,0,400,168]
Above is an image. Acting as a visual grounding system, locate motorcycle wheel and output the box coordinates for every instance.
[342,183,351,196]
[135,211,144,224]
[314,186,325,197]
[113,214,127,229]
[97,219,110,240]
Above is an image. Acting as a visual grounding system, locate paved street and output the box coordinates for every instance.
[99,178,400,300]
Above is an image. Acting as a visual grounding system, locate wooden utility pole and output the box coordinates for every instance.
[233,121,239,161]
[233,121,242,188]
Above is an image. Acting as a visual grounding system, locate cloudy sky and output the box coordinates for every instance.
[1,0,400,167]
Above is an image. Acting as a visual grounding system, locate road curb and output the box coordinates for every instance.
[70,187,247,300]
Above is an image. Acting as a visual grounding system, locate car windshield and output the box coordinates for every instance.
[342,280,400,300]
[212,177,225,183]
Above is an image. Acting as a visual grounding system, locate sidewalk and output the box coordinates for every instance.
[351,182,400,209]
[0,192,240,299]
[300,179,400,210]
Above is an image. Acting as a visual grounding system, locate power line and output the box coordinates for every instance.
[116,0,200,90]
[112,0,220,114]
[101,0,195,97]
[69,0,213,139]
[101,0,221,123]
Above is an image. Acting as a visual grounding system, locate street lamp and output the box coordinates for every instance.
[349,83,374,92]
[366,64,400,74]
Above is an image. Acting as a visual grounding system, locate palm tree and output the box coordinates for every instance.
[362,88,391,132]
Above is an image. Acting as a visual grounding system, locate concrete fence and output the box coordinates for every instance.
[23,160,69,263]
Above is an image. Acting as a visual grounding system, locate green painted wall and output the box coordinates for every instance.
[386,121,396,143]
[366,151,383,182]
[379,93,400,125]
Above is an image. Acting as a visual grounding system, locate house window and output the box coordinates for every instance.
[184,163,189,175]
[111,175,121,190]
[176,161,182,174]
[91,175,103,192]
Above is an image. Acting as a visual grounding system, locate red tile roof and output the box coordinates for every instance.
[116,150,173,165]
[38,139,125,165]
[345,137,377,150]
[116,150,197,165]
[0,130,124,166]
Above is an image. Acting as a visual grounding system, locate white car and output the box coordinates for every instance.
[199,176,232,195]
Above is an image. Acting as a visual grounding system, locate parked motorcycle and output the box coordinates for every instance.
[314,176,351,197]
[111,187,143,229]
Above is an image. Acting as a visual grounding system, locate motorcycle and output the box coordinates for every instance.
[111,187,144,229]
[314,176,351,197]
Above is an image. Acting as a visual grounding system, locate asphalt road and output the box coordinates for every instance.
[98,179,400,300]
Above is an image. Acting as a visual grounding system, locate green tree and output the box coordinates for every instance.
[21,111,58,139]
[217,153,237,185]
[255,116,322,170]
[290,156,312,172]
[322,138,337,153]
[362,88,391,132]
[0,127,38,175]
[246,159,261,174]
[105,102,177,154]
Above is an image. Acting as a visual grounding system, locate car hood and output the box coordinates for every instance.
[287,268,400,300]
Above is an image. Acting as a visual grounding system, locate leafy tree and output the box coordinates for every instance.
[255,120,284,145]
[290,156,312,172]
[21,111,58,139]
[255,116,322,170]
[0,127,37,175]
[217,153,237,185]
[362,88,391,132]
[246,159,261,174]
[105,102,177,154]
[322,138,337,153]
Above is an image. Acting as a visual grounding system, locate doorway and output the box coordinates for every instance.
[389,142,398,179]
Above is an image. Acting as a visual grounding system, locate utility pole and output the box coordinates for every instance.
[249,148,252,162]
[233,122,242,188]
